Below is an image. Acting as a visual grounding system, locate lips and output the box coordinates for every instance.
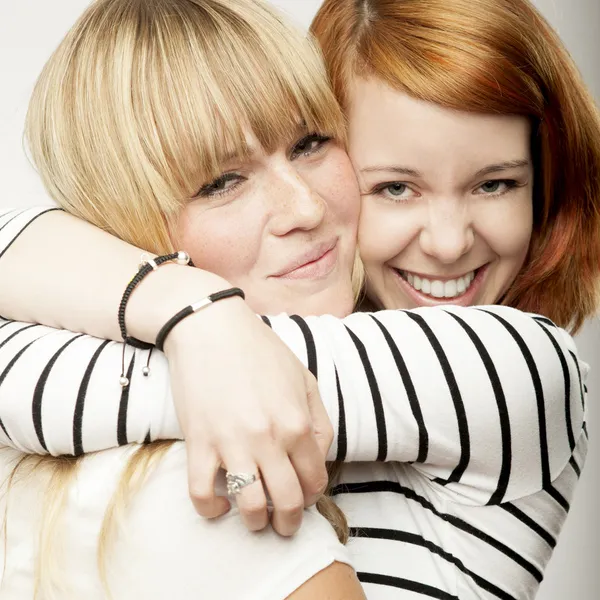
[272,239,339,280]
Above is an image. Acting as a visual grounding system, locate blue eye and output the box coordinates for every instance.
[476,180,518,196]
[370,181,417,203]
[481,181,502,193]
[386,183,408,196]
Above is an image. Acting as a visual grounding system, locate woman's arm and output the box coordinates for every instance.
[0,207,333,538]
[0,207,231,341]
[269,306,587,504]
[0,208,587,505]
[1,303,585,508]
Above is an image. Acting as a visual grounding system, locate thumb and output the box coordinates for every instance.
[304,371,333,460]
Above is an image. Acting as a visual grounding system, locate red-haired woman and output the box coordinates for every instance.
[312,0,600,331]
[0,0,598,599]
[308,1,600,596]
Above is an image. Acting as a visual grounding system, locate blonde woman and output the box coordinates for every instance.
[0,0,593,599]
[0,0,367,598]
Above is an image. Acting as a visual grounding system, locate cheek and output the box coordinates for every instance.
[315,149,361,230]
[479,195,533,262]
[174,204,262,282]
[358,200,417,264]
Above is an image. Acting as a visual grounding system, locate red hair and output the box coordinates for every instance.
[311,0,600,331]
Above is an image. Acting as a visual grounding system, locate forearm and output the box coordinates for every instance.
[0,208,230,343]
[0,316,181,455]
[2,301,585,507]
[277,305,587,503]
[0,208,586,501]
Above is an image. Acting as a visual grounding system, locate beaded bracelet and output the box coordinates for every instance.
[118,251,192,387]
[155,287,246,352]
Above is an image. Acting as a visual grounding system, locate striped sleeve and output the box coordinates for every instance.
[0,207,183,455]
[0,207,587,505]
[265,306,587,505]
[0,206,63,262]
[0,307,586,503]
[0,318,182,455]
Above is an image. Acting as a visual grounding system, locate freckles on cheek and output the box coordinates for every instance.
[176,211,242,276]
[188,231,253,279]
[325,155,361,224]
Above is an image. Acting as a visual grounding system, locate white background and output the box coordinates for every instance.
[0,1,598,597]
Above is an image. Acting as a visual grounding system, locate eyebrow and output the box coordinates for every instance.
[473,159,531,178]
[360,159,531,179]
[360,165,422,177]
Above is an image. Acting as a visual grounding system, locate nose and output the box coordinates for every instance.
[269,167,326,236]
[419,201,474,264]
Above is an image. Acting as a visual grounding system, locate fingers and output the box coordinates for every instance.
[222,454,269,532]
[260,452,305,536]
[304,372,334,460]
[187,443,231,519]
[287,433,328,508]
[183,370,329,535]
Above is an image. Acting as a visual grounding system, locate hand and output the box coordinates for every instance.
[163,298,333,536]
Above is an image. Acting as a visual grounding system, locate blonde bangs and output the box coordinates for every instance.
[150,0,347,187]
[25,0,345,254]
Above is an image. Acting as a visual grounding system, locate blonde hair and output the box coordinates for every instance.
[12,0,351,596]
[26,0,347,253]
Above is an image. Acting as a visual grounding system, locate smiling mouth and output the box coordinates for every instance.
[276,243,339,280]
[394,268,482,299]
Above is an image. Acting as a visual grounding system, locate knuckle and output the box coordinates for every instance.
[241,498,267,518]
[277,501,304,517]
[311,473,329,497]
[282,418,313,442]
[211,426,242,446]
[188,483,213,506]
[245,420,273,441]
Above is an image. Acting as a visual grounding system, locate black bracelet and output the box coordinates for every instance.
[118,251,192,387]
[155,287,246,352]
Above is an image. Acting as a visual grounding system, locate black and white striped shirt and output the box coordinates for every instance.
[0,207,589,599]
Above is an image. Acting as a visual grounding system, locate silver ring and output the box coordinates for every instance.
[226,471,260,496]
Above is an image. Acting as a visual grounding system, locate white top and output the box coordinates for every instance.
[0,207,590,599]
[0,443,350,600]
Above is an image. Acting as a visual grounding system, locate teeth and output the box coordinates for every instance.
[444,280,457,297]
[430,281,444,298]
[399,270,477,299]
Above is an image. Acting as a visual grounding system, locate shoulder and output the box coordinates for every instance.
[286,561,365,600]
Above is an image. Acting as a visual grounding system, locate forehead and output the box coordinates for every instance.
[347,77,531,171]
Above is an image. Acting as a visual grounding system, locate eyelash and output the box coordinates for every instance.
[370,182,416,203]
[370,179,521,203]
[197,172,244,199]
[474,179,519,197]
[290,133,332,160]
[196,133,331,199]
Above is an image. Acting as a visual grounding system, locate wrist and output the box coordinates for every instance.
[125,263,232,344]
[162,294,249,357]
